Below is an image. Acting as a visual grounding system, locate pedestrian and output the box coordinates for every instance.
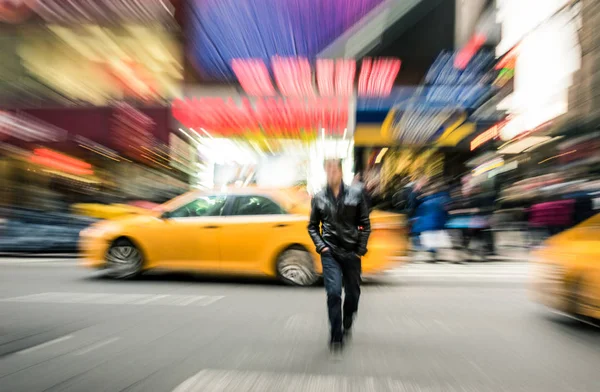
[448,183,496,260]
[308,159,371,355]
[411,180,451,262]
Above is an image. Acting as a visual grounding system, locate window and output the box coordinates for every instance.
[232,195,285,216]
[169,196,227,218]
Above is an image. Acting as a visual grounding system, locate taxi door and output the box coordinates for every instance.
[156,195,227,272]
[218,195,287,275]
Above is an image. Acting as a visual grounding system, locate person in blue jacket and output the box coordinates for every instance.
[411,180,451,262]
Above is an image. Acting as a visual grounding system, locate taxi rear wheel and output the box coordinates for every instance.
[105,238,143,279]
[277,248,318,287]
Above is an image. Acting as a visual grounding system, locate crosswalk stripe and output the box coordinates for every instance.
[379,262,531,282]
[0,292,225,307]
[172,369,489,392]
[72,337,120,356]
[16,335,73,355]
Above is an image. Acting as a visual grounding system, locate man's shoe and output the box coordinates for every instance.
[329,341,344,360]
[343,327,352,341]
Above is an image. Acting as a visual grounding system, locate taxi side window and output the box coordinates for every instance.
[170,196,227,218]
[232,196,286,216]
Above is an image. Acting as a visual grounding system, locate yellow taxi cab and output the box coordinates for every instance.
[531,213,600,320]
[79,188,407,286]
[72,203,151,220]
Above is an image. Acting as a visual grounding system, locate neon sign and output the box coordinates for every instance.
[232,57,400,98]
[495,45,519,70]
[172,97,349,137]
[30,148,93,176]
[470,120,507,151]
[358,57,401,97]
[454,34,487,69]
[231,59,276,97]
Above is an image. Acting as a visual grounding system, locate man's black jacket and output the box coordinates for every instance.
[308,183,371,258]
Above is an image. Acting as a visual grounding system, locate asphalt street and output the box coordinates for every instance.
[0,258,599,392]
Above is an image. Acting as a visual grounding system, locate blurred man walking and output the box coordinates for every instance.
[308,159,371,355]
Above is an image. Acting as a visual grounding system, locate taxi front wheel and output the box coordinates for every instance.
[105,238,143,279]
[277,248,318,287]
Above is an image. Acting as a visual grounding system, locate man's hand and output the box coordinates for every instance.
[321,247,330,254]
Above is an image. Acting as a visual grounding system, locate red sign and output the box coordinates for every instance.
[232,59,276,97]
[30,148,93,176]
[495,45,519,70]
[357,57,401,97]
[232,57,400,98]
[172,97,348,137]
[272,56,316,97]
[455,33,487,69]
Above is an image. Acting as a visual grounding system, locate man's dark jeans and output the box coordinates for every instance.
[321,251,361,343]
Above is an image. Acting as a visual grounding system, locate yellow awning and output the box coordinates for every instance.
[354,125,394,146]
[355,121,476,148]
[435,122,476,147]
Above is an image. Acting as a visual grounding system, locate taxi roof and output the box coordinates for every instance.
[159,187,310,214]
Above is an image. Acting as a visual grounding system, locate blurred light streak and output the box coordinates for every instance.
[497,136,551,154]
[470,121,506,151]
[30,155,93,176]
[198,128,214,139]
[495,45,519,70]
[34,0,176,24]
[172,97,348,137]
[454,33,487,69]
[141,146,169,162]
[272,57,315,97]
[316,59,335,96]
[178,128,201,145]
[78,144,120,162]
[523,136,563,153]
[357,57,401,97]
[374,147,388,164]
[335,59,356,96]
[0,112,65,142]
[232,59,277,96]
[472,157,504,176]
[140,153,172,170]
[538,150,577,164]
[33,148,92,170]
[188,0,385,80]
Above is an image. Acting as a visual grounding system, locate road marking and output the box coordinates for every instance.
[17,335,73,355]
[0,292,225,307]
[0,259,76,266]
[385,274,530,279]
[135,294,169,305]
[72,337,120,356]
[195,296,225,306]
[380,262,531,283]
[176,295,206,306]
[172,369,489,392]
